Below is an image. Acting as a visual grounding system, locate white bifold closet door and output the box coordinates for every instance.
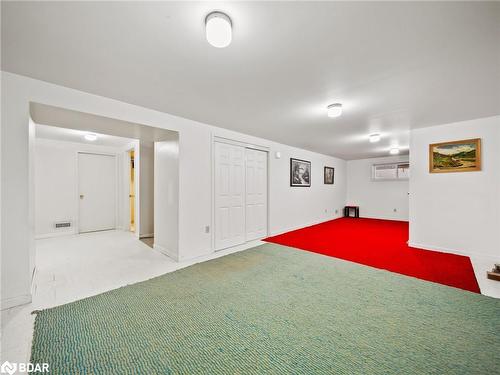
[214,142,246,250]
[78,153,117,233]
[245,148,268,241]
[214,142,268,250]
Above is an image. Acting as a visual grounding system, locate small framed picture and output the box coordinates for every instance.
[429,138,481,173]
[324,167,334,184]
[290,158,311,187]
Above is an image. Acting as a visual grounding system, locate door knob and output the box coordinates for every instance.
[80,194,84,199]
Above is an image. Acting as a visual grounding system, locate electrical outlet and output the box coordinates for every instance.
[205,226,210,233]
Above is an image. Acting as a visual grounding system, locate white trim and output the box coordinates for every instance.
[269,216,342,237]
[211,132,215,252]
[408,241,488,258]
[31,266,37,294]
[115,152,121,232]
[153,244,178,261]
[139,233,154,239]
[357,215,409,222]
[134,143,141,239]
[266,150,271,240]
[1,294,32,310]
[35,230,77,240]
[213,135,270,152]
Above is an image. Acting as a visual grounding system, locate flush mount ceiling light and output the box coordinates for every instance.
[390,147,400,155]
[327,103,342,118]
[205,11,232,48]
[84,133,97,141]
[369,134,381,143]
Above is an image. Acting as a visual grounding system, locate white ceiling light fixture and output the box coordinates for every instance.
[327,103,342,118]
[84,133,97,141]
[389,147,400,155]
[369,133,381,143]
[205,11,232,48]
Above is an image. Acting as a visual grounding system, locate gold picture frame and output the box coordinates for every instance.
[429,138,481,173]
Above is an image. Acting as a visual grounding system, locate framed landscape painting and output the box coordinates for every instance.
[324,166,334,184]
[429,138,481,173]
[290,158,311,187]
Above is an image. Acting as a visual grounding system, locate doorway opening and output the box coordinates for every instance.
[128,149,136,233]
[28,102,180,300]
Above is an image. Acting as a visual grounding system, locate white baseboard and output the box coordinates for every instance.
[1,294,32,310]
[408,242,496,259]
[409,242,462,254]
[359,214,409,222]
[139,233,154,239]
[269,216,341,237]
[35,230,76,240]
[153,244,178,261]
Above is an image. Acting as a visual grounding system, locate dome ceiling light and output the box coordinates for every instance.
[84,133,97,141]
[205,11,232,48]
[327,103,342,118]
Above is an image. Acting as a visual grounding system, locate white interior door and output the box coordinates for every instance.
[214,142,245,250]
[78,153,117,233]
[245,148,268,241]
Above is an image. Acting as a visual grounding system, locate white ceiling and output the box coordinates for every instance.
[3,2,500,159]
[35,123,136,148]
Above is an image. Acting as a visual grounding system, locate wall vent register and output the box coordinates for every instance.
[54,221,72,229]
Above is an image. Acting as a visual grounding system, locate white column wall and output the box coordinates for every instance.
[409,115,500,258]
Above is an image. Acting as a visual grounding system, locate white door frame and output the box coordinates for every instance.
[76,151,119,234]
[211,136,270,252]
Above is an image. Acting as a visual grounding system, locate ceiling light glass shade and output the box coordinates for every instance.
[327,103,342,118]
[390,148,400,155]
[205,11,232,48]
[369,134,381,143]
[84,133,97,141]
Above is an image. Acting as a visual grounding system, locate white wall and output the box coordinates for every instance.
[139,141,154,238]
[154,139,180,259]
[267,144,346,235]
[347,156,409,221]
[1,72,347,308]
[34,138,125,238]
[409,115,500,259]
[28,118,36,280]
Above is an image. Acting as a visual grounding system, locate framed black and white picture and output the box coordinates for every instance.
[324,166,334,184]
[290,158,311,187]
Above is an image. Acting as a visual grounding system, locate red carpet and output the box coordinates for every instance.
[265,218,480,293]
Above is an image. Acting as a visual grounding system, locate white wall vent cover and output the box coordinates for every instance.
[54,221,72,229]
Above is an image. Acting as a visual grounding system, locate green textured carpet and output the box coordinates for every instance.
[31,244,500,374]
